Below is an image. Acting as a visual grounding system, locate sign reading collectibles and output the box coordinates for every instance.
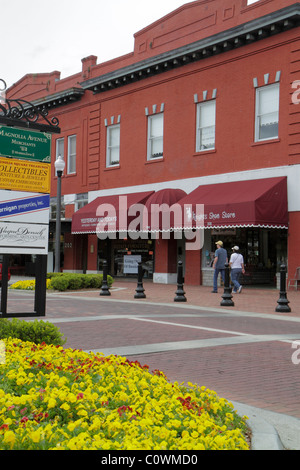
[0,157,51,193]
[0,126,51,162]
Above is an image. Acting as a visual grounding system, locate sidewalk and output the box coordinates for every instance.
[63,278,300,317]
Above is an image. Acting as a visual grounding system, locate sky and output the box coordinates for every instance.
[1,0,259,90]
[1,0,187,89]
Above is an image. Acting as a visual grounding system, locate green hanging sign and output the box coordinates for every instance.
[0,125,51,163]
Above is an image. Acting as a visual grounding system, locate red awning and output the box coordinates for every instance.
[72,191,154,234]
[177,177,288,229]
[144,188,187,232]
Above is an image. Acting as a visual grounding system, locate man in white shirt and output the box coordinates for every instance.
[229,246,245,293]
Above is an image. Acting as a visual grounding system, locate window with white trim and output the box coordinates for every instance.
[75,193,88,211]
[196,100,216,151]
[255,83,279,142]
[67,135,76,174]
[50,197,65,219]
[56,138,64,160]
[147,113,164,160]
[106,124,120,167]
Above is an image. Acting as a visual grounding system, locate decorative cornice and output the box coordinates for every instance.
[32,87,85,111]
[81,3,300,94]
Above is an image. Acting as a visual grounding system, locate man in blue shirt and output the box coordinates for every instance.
[212,241,228,293]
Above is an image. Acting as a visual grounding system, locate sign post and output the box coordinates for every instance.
[0,83,60,317]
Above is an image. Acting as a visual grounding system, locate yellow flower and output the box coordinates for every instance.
[48,398,56,409]
[3,430,15,448]
[67,422,76,432]
[60,403,70,411]
[30,429,41,443]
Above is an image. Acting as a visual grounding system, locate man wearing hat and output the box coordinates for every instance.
[229,246,245,293]
[212,241,228,293]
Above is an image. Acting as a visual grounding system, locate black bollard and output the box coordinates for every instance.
[276,265,291,313]
[134,262,146,299]
[220,263,234,307]
[174,261,187,302]
[100,260,111,296]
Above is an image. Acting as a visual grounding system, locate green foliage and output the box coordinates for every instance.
[0,318,66,346]
[47,272,114,292]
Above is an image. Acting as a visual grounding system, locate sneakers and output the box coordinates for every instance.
[211,290,218,293]
[238,285,243,294]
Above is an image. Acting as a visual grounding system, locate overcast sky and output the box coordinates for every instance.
[1,0,258,89]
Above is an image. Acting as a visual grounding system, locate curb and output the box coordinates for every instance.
[232,402,284,450]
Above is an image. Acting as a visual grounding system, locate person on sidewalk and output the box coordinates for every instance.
[229,246,245,293]
[212,241,228,293]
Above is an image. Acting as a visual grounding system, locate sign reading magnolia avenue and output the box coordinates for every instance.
[0,125,51,163]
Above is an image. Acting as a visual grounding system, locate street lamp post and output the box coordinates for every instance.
[54,155,65,273]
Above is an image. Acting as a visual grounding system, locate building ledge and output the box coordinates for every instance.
[81,4,300,94]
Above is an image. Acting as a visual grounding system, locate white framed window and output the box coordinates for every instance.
[50,197,65,219]
[56,138,64,160]
[106,124,120,167]
[255,83,279,142]
[196,100,216,152]
[75,193,88,211]
[67,135,76,174]
[147,113,164,160]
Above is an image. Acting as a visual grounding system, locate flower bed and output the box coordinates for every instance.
[0,338,249,450]
[9,279,52,291]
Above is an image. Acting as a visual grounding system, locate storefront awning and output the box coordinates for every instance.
[176,177,288,229]
[72,191,154,234]
[144,188,187,232]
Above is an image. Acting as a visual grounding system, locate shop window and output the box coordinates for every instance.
[147,113,164,160]
[255,84,279,142]
[106,124,120,167]
[67,135,77,174]
[196,100,216,151]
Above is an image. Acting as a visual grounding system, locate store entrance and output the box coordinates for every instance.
[98,237,155,279]
[211,228,287,286]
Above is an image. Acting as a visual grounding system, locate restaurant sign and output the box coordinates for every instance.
[0,126,51,163]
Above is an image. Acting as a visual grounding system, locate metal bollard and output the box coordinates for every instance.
[100,260,111,296]
[220,263,234,307]
[134,262,146,299]
[174,261,187,302]
[276,265,291,313]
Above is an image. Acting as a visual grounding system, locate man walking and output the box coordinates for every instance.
[212,241,228,293]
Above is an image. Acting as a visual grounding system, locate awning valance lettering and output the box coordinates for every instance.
[72,191,154,234]
[176,177,288,229]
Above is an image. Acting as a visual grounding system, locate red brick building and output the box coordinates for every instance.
[6,0,300,287]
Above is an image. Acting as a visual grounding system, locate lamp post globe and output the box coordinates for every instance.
[55,155,65,176]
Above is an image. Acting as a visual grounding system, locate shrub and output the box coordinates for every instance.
[48,273,114,292]
[48,276,70,292]
[0,319,65,346]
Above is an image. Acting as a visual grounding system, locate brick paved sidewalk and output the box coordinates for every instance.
[61,278,300,316]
